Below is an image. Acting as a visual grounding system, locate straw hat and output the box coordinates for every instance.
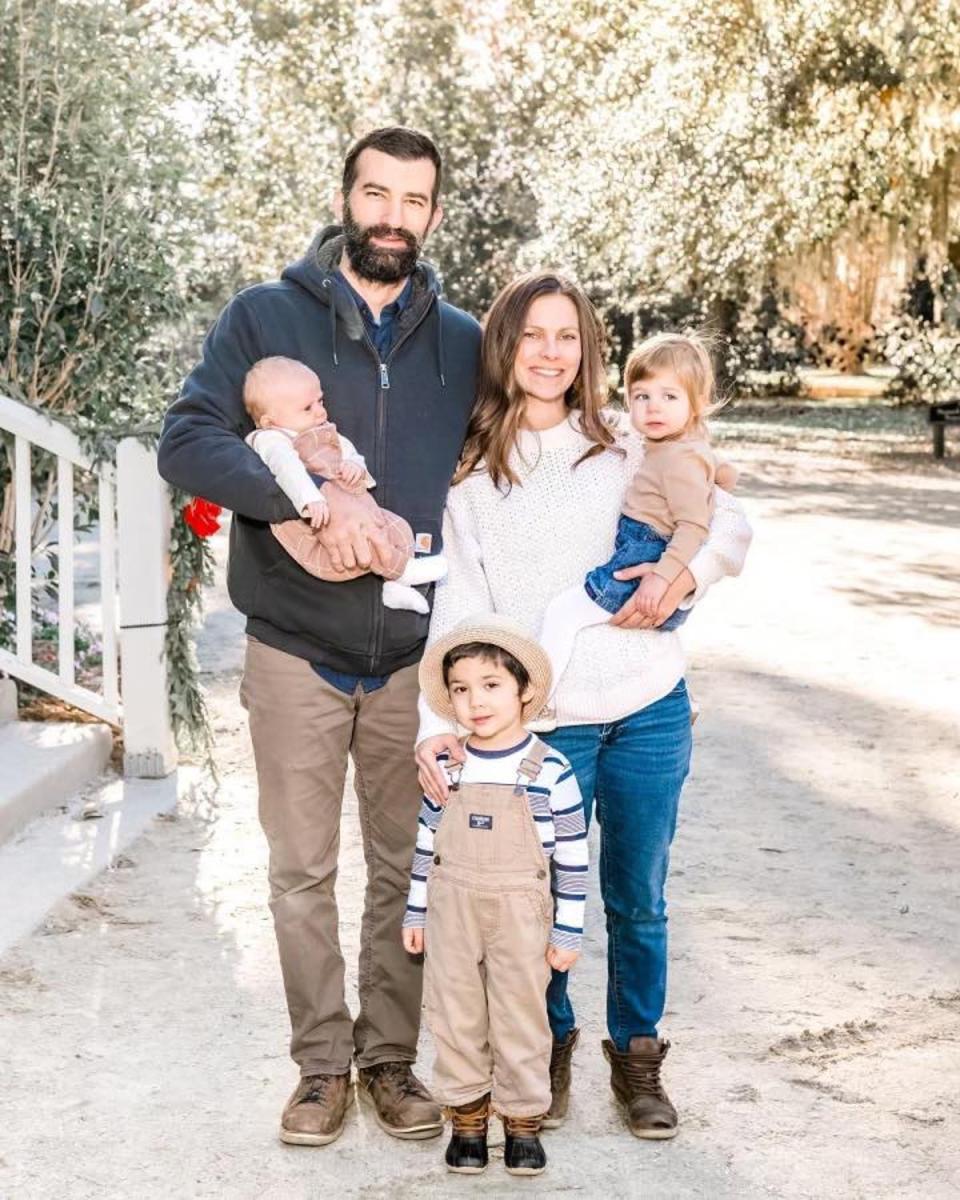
[419,613,553,723]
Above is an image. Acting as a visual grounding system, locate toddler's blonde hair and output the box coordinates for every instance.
[623,331,721,437]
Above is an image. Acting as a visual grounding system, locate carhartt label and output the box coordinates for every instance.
[469,813,493,830]
[415,532,433,553]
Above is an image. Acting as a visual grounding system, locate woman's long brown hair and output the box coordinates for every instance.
[453,272,619,490]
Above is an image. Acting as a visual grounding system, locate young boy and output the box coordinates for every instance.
[243,355,447,613]
[403,614,589,1177]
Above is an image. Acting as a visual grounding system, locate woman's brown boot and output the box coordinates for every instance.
[444,1094,490,1174]
[542,1027,580,1128]
[602,1037,678,1139]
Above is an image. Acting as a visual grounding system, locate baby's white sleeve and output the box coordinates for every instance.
[246,430,324,515]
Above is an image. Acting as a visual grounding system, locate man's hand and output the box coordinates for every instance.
[402,927,424,955]
[547,945,579,972]
[610,564,695,629]
[415,733,466,805]
[315,481,389,572]
[303,499,330,529]
[636,571,669,617]
[336,461,367,491]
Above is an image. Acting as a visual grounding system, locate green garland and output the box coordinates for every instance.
[165,487,215,757]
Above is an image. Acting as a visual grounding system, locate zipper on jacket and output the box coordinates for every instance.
[356,296,437,672]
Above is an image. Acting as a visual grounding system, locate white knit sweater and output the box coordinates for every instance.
[417,412,752,741]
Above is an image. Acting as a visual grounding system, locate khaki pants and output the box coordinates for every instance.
[240,636,423,1076]
[424,781,553,1117]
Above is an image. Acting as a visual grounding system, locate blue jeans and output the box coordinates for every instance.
[541,680,692,1050]
[585,516,689,632]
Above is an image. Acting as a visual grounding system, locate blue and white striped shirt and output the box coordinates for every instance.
[404,735,589,952]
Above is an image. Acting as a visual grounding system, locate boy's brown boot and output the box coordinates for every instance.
[279,1072,354,1145]
[602,1037,678,1140]
[444,1094,490,1174]
[542,1027,580,1128]
[503,1114,547,1176]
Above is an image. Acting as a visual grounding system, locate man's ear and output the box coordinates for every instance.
[332,189,344,222]
[427,202,444,238]
[520,685,534,708]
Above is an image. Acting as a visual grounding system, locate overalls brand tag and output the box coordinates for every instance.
[415,532,433,553]
[469,813,493,830]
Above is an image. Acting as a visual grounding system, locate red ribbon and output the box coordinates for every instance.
[182,497,223,538]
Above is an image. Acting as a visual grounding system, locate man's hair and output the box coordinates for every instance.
[342,126,443,208]
[442,642,530,696]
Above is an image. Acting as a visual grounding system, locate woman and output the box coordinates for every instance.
[415,273,751,1139]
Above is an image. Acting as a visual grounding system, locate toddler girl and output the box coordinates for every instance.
[539,331,735,695]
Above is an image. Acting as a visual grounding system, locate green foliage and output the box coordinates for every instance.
[165,488,215,755]
[200,0,960,371]
[1,0,215,749]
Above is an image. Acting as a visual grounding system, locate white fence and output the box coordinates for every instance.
[0,393,177,777]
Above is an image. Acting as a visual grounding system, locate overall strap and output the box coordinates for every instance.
[444,736,470,792]
[513,737,550,795]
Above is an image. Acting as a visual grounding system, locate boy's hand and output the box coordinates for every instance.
[336,461,367,491]
[402,927,424,955]
[303,499,330,529]
[637,571,669,617]
[547,945,579,972]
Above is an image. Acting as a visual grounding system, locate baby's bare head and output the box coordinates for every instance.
[244,357,326,431]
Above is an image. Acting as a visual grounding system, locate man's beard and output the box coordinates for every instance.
[342,201,423,283]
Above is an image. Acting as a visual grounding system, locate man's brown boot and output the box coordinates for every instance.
[279,1072,354,1146]
[357,1061,444,1140]
[602,1037,678,1140]
[542,1027,580,1128]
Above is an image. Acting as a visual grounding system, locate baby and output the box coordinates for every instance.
[243,356,446,613]
[539,331,736,697]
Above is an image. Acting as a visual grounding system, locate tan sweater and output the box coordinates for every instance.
[621,436,719,584]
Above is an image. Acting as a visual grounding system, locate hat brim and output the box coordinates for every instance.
[419,616,553,725]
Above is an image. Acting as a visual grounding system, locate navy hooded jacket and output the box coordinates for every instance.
[157,226,481,675]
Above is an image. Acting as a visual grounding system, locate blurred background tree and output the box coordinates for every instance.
[4,0,960,398]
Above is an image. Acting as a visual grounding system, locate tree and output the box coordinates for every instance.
[0,0,212,694]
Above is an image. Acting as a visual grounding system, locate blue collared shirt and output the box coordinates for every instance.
[334,271,413,360]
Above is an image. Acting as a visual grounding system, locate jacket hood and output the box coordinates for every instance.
[281,225,448,382]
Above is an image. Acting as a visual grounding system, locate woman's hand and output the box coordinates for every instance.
[415,734,465,805]
[402,927,424,954]
[610,564,695,629]
[547,945,579,972]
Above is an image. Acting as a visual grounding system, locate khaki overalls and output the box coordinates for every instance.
[424,740,554,1117]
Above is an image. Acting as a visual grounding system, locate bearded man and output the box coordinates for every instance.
[158,127,481,1145]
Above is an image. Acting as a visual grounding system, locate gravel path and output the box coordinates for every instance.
[2,419,958,1199]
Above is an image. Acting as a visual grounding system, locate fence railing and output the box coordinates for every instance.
[0,393,177,777]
